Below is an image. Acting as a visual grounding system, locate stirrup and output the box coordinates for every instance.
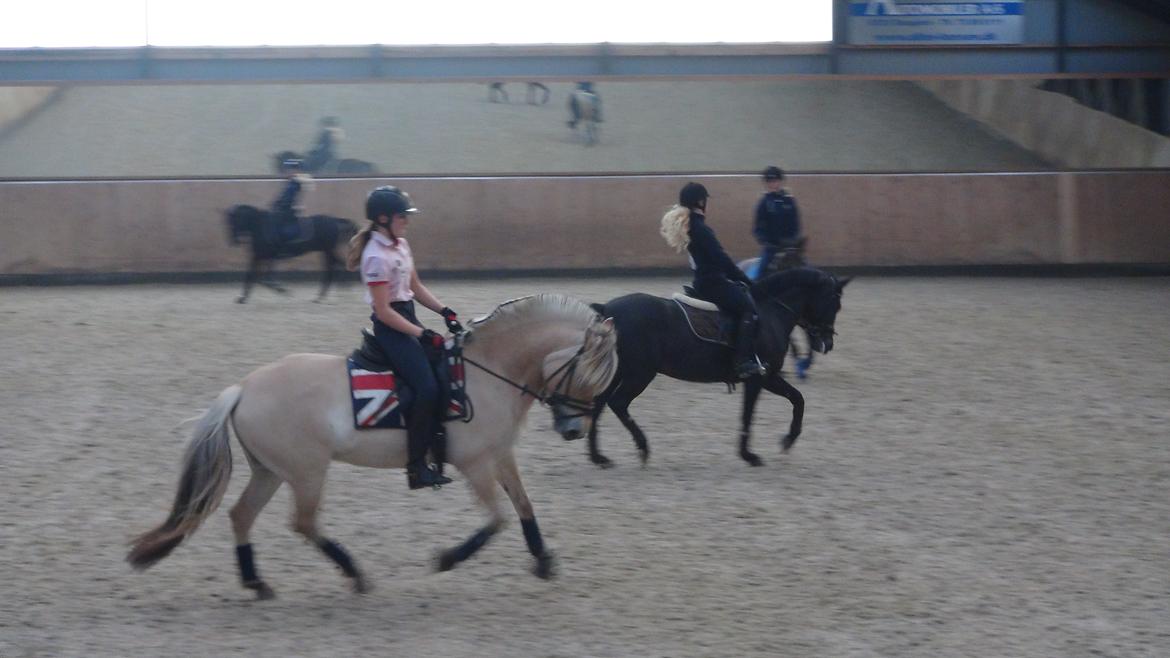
[407,465,452,490]
[735,357,767,380]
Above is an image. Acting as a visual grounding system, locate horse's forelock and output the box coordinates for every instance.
[578,318,620,393]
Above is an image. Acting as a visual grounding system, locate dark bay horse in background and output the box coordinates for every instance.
[585,267,849,468]
[739,236,815,378]
[273,150,378,176]
[225,204,358,303]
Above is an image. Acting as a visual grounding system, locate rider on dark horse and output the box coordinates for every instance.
[304,116,342,173]
[269,158,312,251]
[662,182,767,380]
[567,81,603,129]
[751,165,803,280]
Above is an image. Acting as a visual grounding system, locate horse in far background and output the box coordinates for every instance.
[567,89,602,146]
[224,204,358,304]
[272,150,378,176]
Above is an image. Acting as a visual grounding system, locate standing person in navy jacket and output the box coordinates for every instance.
[661,182,766,380]
[750,165,802,279]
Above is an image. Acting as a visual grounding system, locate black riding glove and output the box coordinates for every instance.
[440,307,464,334]
[420,328,445,349]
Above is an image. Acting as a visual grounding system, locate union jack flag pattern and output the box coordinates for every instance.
[347,360,410,429]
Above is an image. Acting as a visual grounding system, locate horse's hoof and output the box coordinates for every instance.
[246,580,276,601]
[590,454,614,469]
[352,574,372,594]
[742,452,764,467]
[533,552,556,580]
[236,297,247,304]
[638,450,650,468]
[781,435,797,453]
[435,549,458,572]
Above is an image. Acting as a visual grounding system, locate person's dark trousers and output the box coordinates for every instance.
[694,276,761,376]
[372,303,442,486]
[753,246,779,280]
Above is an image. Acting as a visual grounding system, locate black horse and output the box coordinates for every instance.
[272,150,378,176]
[585,267,849,468]
[225,204,358,303]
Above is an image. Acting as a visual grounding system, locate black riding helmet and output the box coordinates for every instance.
[678,182,710,210]
[365,186,419,223]
[762,165,784,181]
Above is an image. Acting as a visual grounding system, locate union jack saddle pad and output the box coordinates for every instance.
[346,336,470,430]
[347,362,412,429]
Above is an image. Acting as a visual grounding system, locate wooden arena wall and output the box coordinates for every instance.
[1,172,1167,276]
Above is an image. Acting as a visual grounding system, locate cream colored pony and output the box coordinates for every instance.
[127,294,618,599]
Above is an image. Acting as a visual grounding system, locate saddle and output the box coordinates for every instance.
[347,330,470,428]
[672,287,737,346]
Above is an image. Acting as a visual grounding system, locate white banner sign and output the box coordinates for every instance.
[848,1,1025,45]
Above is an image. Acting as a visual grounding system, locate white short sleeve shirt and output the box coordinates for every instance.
[360,232,415,306]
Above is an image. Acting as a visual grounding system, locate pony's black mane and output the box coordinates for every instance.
[752,266,830,299]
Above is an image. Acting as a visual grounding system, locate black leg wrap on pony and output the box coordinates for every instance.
[317,539,359,579]
[451,527,493,563]
[521,518,546,557]
[236,543,259,583]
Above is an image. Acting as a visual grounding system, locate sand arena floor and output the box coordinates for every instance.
[1,275,1168,657]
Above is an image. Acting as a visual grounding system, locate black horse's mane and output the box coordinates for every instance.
[752,266,829,298]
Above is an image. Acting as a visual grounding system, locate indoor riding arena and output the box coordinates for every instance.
[2,3,1169,657]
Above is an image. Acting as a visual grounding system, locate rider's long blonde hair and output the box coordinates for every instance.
[660,205,692,253]
[345,223,376,271]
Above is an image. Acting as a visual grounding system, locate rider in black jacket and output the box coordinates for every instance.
[270,158,309,248]
[678,182,767,380]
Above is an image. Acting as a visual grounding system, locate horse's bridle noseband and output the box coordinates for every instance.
[462,343,597,421]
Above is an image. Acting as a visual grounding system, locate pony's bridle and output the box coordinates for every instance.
[462,344,597,420]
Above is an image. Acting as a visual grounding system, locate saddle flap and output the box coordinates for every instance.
[347,330,471,427]
[672,298,736,346]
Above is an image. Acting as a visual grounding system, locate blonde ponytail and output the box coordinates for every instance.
[660,205,692,253]
[346,224,375,271]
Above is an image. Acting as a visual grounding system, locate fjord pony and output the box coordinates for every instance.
[127,295,619,599]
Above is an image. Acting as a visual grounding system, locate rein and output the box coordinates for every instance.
[461,344,596,418]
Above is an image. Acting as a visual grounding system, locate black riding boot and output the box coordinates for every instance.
[405,416,451,490]
[734,314,766,380]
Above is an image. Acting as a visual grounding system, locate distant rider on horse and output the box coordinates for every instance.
[567,81,603,129]
[270,158,312,250]
[661,182,767,380]
[304,116,343,173]
[750,165,803,280]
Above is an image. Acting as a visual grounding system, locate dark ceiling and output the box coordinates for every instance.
[1113,0,1170,25]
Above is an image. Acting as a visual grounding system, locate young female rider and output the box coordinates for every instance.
[661,182,766,380]
[346,186,464,490]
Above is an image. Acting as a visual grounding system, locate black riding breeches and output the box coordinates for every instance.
[371,304,438,455]
[693,276,755,318]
